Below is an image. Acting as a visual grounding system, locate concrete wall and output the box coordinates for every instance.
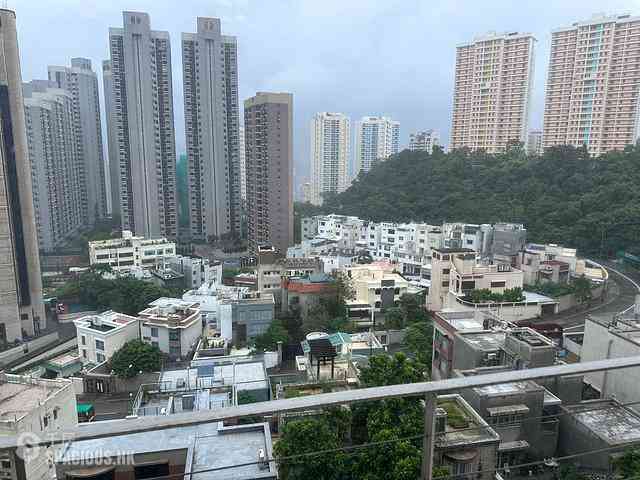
[0,332,59,367]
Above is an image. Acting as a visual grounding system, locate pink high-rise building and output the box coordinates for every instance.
[451,32,536,153]
[543,14,640,156]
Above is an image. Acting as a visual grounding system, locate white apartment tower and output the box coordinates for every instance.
[355,116,400,175]
[527,130,543,155]
[543,14,640,156]
[107,11,177,239]
[48,58,107,225]
[451,32,536,153]
[182,17,241,241]
[409,130,441,154]
[23,81,84,253]
[310,112,350,205]
[0,9,46,342]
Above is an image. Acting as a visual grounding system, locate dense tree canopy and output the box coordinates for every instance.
[110,340,162,378]
[297,145,640,255]
[56,269,182,316]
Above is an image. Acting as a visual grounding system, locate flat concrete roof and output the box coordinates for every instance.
[474,381,537,396]
[0,377,68,422]
[567,401,640,446]
[162,361,269,391]
[58,421,275,479]
[460,332,505,351]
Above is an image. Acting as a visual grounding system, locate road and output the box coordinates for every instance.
[532,260,639,328]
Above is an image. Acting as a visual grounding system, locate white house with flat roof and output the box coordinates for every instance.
[74,311,139,364]
[139,298,203,360]
[88,230,176,273]
[0,374,77,480]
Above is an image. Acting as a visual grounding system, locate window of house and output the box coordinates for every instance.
[1,460,11,469]
[442,281,450,287]
[375,288,381,295]
[151,327,159,337]
[53,409,58,420]
[96,353,105,363]
[95,339,105,351]
[442,268,450,275]
[491,281,506,288]
[152,341,159,349]
[43,415,49,428]
[82,349,87,358]
[81,335,86,345]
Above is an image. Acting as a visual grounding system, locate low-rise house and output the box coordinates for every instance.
[281,274,337,322]
[56,421,276,480]
[257,246,323,306]
[183,282,274,344]
[345,262,424,320]
[88,230,176,273]
[139,298,203,360]
[165,255,222,290]
[74,311,139,364]
[559,399,640,472]
[0,374,77,480]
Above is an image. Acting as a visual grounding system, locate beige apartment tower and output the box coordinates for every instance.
[451,32,536,153]
[543,14,640,156]
[244,92,293,255]
[0,9,46,341]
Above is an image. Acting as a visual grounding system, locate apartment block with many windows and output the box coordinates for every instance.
[107,11,177,239]
[409,129,441,154]
[182,17,241,241]
[354,116,400,175]
[451,31,535,153]
[543,14,640,156]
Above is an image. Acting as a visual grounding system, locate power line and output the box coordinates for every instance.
[106,398,640,480]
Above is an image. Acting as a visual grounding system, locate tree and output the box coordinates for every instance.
[252,319,289,352]
[404,321,433,372]
[109,340,162,378]
[274,417,346,480]
[358,352,424,388]
[573,275,593,304]
[302,303,331,334]
[383,307,405,329]
[613,447,640,477]
[398,293,427,323]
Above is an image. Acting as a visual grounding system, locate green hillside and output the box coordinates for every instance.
[306,145,640,255]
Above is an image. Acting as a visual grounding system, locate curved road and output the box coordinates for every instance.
[533,261,640,328]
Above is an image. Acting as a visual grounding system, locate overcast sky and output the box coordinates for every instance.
[11,0,639,195]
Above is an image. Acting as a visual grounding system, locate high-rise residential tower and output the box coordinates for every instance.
[107,11,177,239]
[24,81,84,253]
[310,112,350,205]
[409,130,441,154]
[102,60,118,218]
[543,14,640,156]
[244,92,293,255]
[354,116,400,175]
[239,123,246,204]
[526,130,543,155]
[48,58,107,225]
[451,31,536,153]
[182,17,241,241]
[0,9,46,341]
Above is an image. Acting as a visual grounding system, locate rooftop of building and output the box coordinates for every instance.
[473,380,541,397]
[139,298,200,326]
[150,268,184,281]
[46,352,82,369]
[0,375,71,423]
[436,394,500,449]
[433,247,476,254]
[435,310,503,332]
[458,331,506,351]
[186,359,269,391]
[57,421,275,479]
[89,230,174,250]
[564,399,640,446]
[74,310,138,333]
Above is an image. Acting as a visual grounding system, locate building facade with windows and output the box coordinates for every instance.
[451,31,536,153]
[139,298,203,359]
[244,92,293,255]
[543,14,640,156]
[0,9,46,342]
[309,112,350,205]
[409,129,441,154]
[526,130,543,155]
[182,17,241,241]
[74,311,139,364]
[354,116,400,175]
[107,11,177,239]
[88,230,175,273]
[48,58,107,225]
[23,81,84,253]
